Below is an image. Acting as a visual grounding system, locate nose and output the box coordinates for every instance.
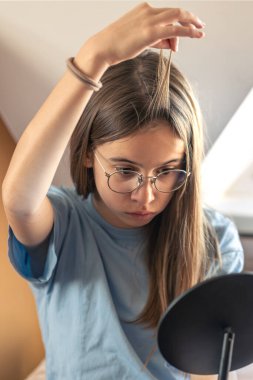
[130,178,155,205]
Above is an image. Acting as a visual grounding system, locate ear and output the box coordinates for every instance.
[84,151,93,168]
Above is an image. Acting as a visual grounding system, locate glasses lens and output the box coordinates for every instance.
[156,170,187,192]
[108,170,140,193]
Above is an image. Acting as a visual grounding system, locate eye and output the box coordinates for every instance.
[115,168,138,178]
[116,167,137,173]
[156,167,174,175]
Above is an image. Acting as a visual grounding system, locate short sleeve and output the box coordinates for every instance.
[8,186,74,285]
[205,208,244,277]
[8,226,57,284]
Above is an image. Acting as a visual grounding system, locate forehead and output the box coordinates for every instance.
[97,122,185,164]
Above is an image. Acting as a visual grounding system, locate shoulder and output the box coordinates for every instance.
[204,206,244,274]
[46,185,93,238]
[204,206,241,250]
[46,185,89,215]
[47,185,85,205]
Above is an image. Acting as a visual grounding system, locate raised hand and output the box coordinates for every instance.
[77,2,205,67]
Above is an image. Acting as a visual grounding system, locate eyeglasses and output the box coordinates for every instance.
[94,152,190,194]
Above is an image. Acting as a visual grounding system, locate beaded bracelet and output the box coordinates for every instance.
[66,57,103,92]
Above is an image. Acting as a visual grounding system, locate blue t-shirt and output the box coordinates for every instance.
[8,186,244,380]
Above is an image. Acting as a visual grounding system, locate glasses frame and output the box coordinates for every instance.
[94,151,191,194]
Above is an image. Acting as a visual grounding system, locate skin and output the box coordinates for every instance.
[86,121,185,229]
[191,374,237,380]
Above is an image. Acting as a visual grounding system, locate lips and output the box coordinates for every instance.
[126,211,154,216]
[132,212,152,215]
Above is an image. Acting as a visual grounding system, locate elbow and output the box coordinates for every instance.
[1,178,11,209]
[2,178,30,217]
[2,178,17,214]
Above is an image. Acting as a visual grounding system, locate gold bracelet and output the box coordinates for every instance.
[66,57,103,92]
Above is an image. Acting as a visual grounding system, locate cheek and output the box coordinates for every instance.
[94,174,126,206]
[93,169,105,190]
[159,193,174,209]
[103,189,127,206]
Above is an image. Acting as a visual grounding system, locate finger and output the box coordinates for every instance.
[153,8,205,29]
[169,37,179,52]
[151,39,173,50]
[151,37,179,52]
[179,21,205,28]
[156,24,205,40]
[152,37,178,52]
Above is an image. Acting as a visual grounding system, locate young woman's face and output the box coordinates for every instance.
[89,121,185,229]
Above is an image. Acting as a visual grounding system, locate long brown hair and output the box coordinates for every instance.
[70,49,220,328]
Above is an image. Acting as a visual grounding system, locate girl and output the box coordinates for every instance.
[2,3,243,380]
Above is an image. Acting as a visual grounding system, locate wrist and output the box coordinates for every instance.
[75,39,110,82]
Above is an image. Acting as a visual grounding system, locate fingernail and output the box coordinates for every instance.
[197,18,206,27]
[196,30,205,38]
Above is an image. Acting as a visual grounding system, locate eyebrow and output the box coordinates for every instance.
[109,157,183,167]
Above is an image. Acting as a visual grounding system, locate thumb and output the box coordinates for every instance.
[169,37,179,52]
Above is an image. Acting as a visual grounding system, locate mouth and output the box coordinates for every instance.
[125,211,155,218]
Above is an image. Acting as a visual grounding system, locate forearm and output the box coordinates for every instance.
[191,372,237,380]
[191,375,218,380]
[2,42,108,215]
